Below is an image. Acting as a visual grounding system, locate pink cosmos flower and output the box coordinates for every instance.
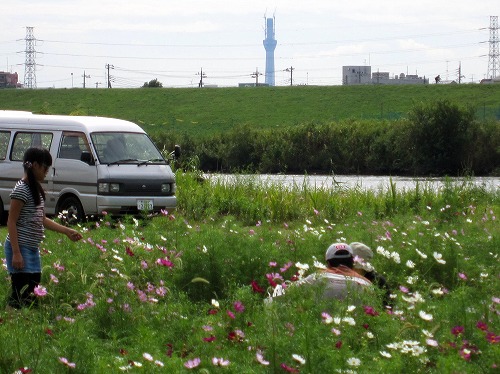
[458,272,467,280]
[58,357,76,369]
[53,262,65,271]
[184,358,201,369]
[233,301,245,313]
[280,261,293,273]
[399,286,409,293]
[227,310,235,319]
[256,351,269,365]
[50,274,59,284]
[212,357,230,366]
[33,285,47,297]
[249,229,255,235]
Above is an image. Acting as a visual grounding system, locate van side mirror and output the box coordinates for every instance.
[80,151,95,165]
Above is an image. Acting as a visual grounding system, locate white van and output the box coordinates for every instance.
[0,111,179,223]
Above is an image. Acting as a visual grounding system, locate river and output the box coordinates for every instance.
[204,174,500,192]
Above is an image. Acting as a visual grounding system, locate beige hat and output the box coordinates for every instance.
[350,242,373,261]
[350,242,374,271]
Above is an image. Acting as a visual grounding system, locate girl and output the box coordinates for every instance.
[4,147,82,308]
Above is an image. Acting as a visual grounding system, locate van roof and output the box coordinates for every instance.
[0,111,145,134]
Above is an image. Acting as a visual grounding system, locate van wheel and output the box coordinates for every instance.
[57,196,84,225]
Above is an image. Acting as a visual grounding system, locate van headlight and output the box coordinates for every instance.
[99,183,120,193]
[161,183,171,193]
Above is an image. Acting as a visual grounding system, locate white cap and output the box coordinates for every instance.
[325,243,353,261]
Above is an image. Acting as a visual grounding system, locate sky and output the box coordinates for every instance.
[0,0,496,88]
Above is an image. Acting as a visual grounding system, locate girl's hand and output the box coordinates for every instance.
[12,252,24,270]
[66,229,83,242]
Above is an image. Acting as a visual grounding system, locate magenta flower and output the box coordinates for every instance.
[458,272,467,280]
[33,285,47,297]
[49,274,59,284]
[184,358,201,369]
[280,363,299,373]
[227,310,235,319]
[477,321,488,331]
[233,301,245,313]
[203,335,216,342]
[363,305,379,316]
[451,326,464,336]
[251,280,265,293]
[486,332,500,344]
[249,229,255,235]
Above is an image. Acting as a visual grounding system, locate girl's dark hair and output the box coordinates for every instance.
[327,256,354,269]
[23,147,52,206]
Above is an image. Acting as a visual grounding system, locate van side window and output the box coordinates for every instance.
[0,131,10,160]
[59,133,88,160]
[11,132,53,161]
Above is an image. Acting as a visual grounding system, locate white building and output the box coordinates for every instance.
[343,66,428,85]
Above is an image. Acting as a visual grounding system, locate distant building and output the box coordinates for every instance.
[480,78,500,84]
[238,83,269,87]
[0,71,20,88]
[342,66,372,85]
[343,66,428,85]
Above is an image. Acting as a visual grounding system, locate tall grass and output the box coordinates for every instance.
[0,174,498,372]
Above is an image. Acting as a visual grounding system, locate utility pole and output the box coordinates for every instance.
[285,66,294,86]
[197,68,206,88]
[95,82,101,88]
[487,15,499,79]
[82,71,90,88]
[106,64,114,88]
[251,67,262,85]
[23,26,37,89]
[457,62,465,83]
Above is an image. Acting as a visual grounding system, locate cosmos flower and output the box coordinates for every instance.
[256,351,269,365]
[33,285,47,297]
[212,357,230,366]
[292,354,306,365]
[433,252,446,264]
[347,357,361,367]
[184,358,201,369]
[58,357,76,369]
[419,310,433,321]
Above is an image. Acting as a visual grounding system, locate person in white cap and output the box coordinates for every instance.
[350,242,392,307]
[300,243,372,303]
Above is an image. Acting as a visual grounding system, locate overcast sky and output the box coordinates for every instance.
[0,0,495,88]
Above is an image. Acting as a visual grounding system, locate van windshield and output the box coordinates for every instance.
[91,132,166,164]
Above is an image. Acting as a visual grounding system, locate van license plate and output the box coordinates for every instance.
[137,199,153,211]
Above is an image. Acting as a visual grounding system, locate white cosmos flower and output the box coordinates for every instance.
[419,310,433,321]
[347,305,356,312]
[211,299,219,308]
[415,248,427,259]
[380,351,392,358]
[347,357,361,367]
[292,354,306,365]
[433,252,446,264]
[406,260,415,268]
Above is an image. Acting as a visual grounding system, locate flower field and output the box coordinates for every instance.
[0,173,498,373]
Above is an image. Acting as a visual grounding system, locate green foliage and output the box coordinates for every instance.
[142,78,163,88]
[0,177,498,372]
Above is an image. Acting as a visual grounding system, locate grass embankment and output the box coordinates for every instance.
[0,85,499,138]
[0,174,498,372]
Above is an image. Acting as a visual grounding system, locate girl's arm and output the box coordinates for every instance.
[43,217,83,242]
[7,199,25,270]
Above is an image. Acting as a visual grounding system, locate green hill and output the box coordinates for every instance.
[1,85,499,138]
